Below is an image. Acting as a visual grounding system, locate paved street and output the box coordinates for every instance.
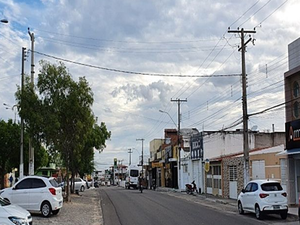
[31,186,299,225]
[100,186,288,225]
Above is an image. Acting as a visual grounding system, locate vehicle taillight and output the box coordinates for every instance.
[49,188,56,195]
[259,193,269,198]
[282,192,287,197]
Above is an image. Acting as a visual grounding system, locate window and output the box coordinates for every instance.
[294,81,299,97]
[50,179,59,187]
[130,170,139,177]
[183,164,188,173]
[251,183,258,192]
[261,182,283,191]
[294,101,299,118]
[207,178,212,187]
[244,183,252,192]
[229,166,237,181]
[213,166,221,175]
[32,178,46,188]
[15,178,32,189]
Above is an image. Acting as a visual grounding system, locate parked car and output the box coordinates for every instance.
[237,179,288,220]
[73,178,86,192]
[0,195,32,225]
[0,175,63,217]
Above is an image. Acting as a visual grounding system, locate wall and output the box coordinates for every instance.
[149,139,164,162]
[250,153,284,181]
[222,157,244,199]
[254,133,285,148]
[288,37,300,70]
[203,132,244,159]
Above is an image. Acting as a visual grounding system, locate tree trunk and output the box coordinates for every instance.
[0,166,4,189]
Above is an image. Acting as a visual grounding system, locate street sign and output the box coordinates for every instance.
[204,159,210,172]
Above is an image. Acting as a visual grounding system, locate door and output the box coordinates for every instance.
[280,158,287,191]
[252,160,265,179]
[229,166,237,199]
[11,178,31,209]
[28,178,47,211]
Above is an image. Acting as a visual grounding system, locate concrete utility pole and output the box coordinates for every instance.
[28,28,35,175]
[20,47,26,179]
[136,139,144,176]
[171,98,187,190]
[128,148,133,166]
[228,28,256,185]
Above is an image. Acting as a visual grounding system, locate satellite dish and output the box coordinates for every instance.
[251,125,258,131]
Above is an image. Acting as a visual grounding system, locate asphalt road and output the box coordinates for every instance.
[99,186,269,225]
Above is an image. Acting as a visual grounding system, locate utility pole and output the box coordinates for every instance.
[20,47,26,179]
[136,139,144,176]
[228,28,256,185]
[171,98,187,190]
[28,28,35,175]
[128,148,133,166]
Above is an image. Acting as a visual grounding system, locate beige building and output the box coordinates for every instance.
[210,145,287,200]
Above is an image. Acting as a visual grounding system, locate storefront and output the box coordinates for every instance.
[285,119,300,205]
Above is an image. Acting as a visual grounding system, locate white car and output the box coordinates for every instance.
[237,179,288,220]
[0,196,32,225]
[0,176,63,217]
[73,178,86,192]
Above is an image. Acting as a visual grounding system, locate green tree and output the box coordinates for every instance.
[16,61,110,201]
[0,119,48,188]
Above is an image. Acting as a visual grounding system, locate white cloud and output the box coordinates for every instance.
[0,0,299,170]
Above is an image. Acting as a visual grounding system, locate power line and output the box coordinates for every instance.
[33,50,240,78]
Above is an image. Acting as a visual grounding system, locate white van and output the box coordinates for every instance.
[125,165,141,189]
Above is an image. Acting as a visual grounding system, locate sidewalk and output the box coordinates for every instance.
[32,187,103,225]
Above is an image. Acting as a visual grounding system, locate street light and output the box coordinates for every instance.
[159,110,177,128]
[3,103,17,123]
[159,109,180,190]
[1,19,8,24]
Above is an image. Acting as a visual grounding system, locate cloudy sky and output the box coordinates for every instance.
[0,0,299,171]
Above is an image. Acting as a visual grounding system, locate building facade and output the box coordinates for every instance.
[284,37,300,205]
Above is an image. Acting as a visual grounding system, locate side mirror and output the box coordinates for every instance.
[241,189,245,193]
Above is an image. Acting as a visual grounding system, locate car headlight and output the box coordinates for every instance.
[8,216,27,225]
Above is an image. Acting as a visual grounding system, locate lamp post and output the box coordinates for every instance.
[136,139,144,177]
[159,110,177,128]
[159,109,180,189]
[128,148,133,166]
[1,19,8,24]
[3,103,17,123]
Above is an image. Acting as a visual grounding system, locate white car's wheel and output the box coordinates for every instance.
[80,185,85,192]
[255,205,263,220]
[41,201,51,217]
[280,211,287,219]
[238,201,244,214]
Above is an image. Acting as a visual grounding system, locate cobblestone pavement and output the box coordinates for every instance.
[32,188,103,225]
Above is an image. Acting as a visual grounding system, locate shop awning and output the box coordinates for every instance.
[276,148,300,155]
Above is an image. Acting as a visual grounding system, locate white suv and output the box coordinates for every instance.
[237,180,288,220]
[0,176,63,217]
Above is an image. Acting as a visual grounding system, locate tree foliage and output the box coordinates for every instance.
[0,119,48,188]
[16,61,111,200]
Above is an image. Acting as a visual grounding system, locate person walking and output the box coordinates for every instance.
[138,174,143,193]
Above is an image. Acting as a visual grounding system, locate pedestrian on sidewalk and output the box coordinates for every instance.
[192,181,198,194]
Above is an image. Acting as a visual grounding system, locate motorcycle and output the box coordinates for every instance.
[185,183,194,195]
[186,181,198,195]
